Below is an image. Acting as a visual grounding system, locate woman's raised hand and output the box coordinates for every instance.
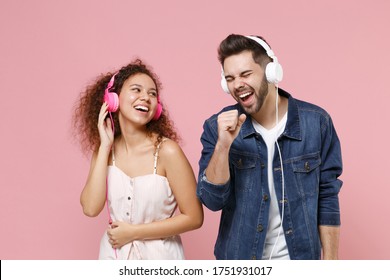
[98,102,114,150]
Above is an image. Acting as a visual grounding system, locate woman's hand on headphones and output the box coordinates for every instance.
[98,102,114,150]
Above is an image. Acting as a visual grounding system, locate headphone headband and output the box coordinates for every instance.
[106,73,117,89]
[245,36,276,61]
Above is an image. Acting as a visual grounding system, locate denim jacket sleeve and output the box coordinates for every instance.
[318,115,343,226]
[196,115,233,211]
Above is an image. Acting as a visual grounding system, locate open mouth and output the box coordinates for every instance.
[134,105,149,112]
[239,91,254,102]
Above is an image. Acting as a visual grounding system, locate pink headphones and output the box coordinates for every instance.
[103,73,163,120]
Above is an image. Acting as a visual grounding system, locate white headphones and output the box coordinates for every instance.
[221,35,283,94]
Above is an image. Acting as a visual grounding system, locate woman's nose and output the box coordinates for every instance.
[140,89,150,100]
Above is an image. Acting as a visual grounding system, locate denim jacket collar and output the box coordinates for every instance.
[239,88,302,141]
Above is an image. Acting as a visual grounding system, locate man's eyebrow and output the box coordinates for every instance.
[240,70,253,76]
[225,70,252,79]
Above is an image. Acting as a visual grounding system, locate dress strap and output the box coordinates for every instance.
[153,138,167,174]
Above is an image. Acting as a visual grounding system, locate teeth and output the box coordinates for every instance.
[239,92,252,98]
[134,105,149,112]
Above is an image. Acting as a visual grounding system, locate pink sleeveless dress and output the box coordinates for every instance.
[99,141,185,259]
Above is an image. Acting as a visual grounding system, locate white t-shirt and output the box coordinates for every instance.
[252,113,290,260]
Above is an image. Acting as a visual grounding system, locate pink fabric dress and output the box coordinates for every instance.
[99,141,185,259]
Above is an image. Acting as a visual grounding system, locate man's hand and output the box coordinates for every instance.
[217,110,247,149]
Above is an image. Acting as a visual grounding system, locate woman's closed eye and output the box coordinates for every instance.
[149,91,157,97]
[131,87,141,93]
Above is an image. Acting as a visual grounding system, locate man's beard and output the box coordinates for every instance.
[240,77,268,115]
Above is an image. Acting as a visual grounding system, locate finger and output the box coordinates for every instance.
[225,114,246,132]
[98,115,109,130]
[221,110,238,119]
[237,114,247,127]
[99,102,108,116]
[219,112,238,131]
[105,118,112,130]
[98,103,109,121]
[224,118,239,132]
[110,221,118,227]
[226,125,236,132]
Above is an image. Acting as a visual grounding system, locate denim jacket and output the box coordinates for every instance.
[197,89,343,260]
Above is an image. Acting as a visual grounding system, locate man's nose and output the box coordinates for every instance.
[233,78,245,90]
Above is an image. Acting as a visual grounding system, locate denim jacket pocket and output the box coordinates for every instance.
[230,150,257,192]
[291,152,321,197]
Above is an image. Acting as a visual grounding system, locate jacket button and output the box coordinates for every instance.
[261,163,265,169]
[237,159,243,168]
[257,224,263,232]
[304,161,310,171]
[263,194,269,201]
[285,229,293,235]
[128,196,131,200]
[252,255,257,260]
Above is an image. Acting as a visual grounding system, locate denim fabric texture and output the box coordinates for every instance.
[197,89,343,260]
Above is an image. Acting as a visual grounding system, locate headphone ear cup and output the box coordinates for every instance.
[265,62,283,84]
[153,103,163,120]
[220,71,230,94]
[104,92,119,112]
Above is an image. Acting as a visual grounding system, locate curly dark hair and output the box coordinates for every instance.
[72,59,180,154]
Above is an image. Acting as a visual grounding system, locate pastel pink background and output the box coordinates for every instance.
[1,0,389,260]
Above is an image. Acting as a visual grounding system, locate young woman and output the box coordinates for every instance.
[73,59,203,259]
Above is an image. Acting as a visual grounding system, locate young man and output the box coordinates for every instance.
[197,34,343,260]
